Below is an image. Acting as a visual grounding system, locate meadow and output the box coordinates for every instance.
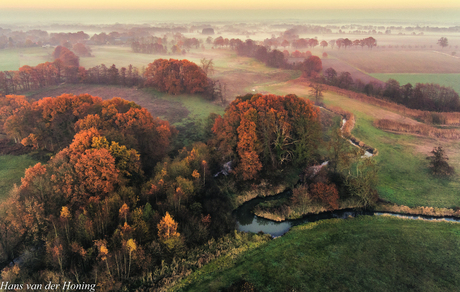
[0,155,40,201]
[173,216,460,292]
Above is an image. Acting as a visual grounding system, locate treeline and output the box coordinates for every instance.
[321,67,460,113]
[0,46,218,99]
[131,35,201,55]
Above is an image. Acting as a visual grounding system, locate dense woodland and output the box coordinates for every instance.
[0,88,381,290]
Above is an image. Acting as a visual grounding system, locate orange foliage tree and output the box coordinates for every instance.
[157,212,180,241]
[144,59,208,95]
[212,93,320,180]
[309,182,339,210]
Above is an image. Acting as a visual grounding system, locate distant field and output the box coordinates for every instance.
[0,47,53,71]
[0,155,39,201]
[328,50,460,73]
[370,73,460,94]
[258,79,460,208]
[174,216,460,292]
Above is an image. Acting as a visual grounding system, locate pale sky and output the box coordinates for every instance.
[2,0,460,10]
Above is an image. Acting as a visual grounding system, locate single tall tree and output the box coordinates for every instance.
[427,146,454,176]
[437,37,448,49]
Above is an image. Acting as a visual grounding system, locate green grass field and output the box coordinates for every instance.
[174,216,460,292]
[0,155,40,201]
[370,73,460,94]
[0,47,53,71]
[258,81,460,208]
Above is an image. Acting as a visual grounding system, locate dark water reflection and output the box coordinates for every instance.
[234,191,460,237]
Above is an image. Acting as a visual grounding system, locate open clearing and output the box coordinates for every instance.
[328,50,460,73]
[174,216,460,292]
[0,155,40,201]
[370,73,460,93]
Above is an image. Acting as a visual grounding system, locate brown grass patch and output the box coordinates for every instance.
[321,58,385,85]
[374,119,460,139]
[27,84,190,124]
[324,84,460,125]
[376,202,460,218]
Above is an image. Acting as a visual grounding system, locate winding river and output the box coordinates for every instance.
[233,116,459,237]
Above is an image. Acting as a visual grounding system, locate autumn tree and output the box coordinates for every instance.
[144,59,208,95]
[437,37,448,49]
[212,94,320,180]
[309,182,339,210]
[157,212,180,241]
[320,40,328,50]
[301,56,322,77]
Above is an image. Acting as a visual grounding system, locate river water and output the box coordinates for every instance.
[234,194,460,237]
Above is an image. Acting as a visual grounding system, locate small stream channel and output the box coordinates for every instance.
[233,191,460,237]
[233,116,458,237]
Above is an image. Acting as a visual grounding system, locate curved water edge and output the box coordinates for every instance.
[234,195,460,238]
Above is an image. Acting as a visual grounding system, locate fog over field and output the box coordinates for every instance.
[2,3,460,292]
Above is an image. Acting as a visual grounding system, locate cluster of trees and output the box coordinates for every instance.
[144,59,210,95]
[321,68,460,112]
[131,35,202,55]
[0,94,173,172]
[0,46,217,99]
[0,46,81,94]
[211,93,321,180]
[0,94,236,290]
[131,40,167,54]
[231,39,289,69]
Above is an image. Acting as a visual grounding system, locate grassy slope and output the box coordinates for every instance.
[370,73,460,94]
[174,216,460,292]
[258,81,460,208]
[0,47,53,71]
[0,155,39,201]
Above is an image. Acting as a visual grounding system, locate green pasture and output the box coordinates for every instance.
[370,73,460,94]
[258,82,460,208]
[0,155,39,201]
[0,47,53,71]
[174,216,460,292]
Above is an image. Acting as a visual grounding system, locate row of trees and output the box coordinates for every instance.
[1,45,218,99]
[321,67,460,112]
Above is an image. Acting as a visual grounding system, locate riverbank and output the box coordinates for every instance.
[174,215,460,292]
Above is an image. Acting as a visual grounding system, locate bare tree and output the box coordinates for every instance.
[200,58,214,76]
